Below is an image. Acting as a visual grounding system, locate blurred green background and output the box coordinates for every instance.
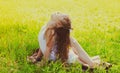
[0,0,120,73]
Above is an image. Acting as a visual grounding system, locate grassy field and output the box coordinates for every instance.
[0,0,120,73]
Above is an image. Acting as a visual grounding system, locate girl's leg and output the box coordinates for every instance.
[91,56,100,66]
[76,55,101,72]
[77,55,101,66]
[71,38,112,69]
[27,48,43,63]
[71,37,96,68]
[36,49,43,59]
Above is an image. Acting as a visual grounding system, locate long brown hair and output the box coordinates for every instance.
[54,27,70,63]
[44,12,72,63]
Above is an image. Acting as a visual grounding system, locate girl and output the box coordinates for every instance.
[28,12,111,70]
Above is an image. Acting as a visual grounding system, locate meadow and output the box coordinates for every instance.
[0,0,120,73]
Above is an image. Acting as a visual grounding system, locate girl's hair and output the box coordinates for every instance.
[54,27,70,63]
[44,12,72,63]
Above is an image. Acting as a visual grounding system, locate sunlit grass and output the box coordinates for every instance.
[0,0,120,73]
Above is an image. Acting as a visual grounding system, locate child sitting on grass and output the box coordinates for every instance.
[28,12,112,71]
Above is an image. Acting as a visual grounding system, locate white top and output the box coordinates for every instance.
[38,25,78,63]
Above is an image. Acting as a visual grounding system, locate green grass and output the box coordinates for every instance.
[0,0,120,73]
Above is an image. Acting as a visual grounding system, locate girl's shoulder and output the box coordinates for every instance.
[38,24,47,38]
[40,24,47,32]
